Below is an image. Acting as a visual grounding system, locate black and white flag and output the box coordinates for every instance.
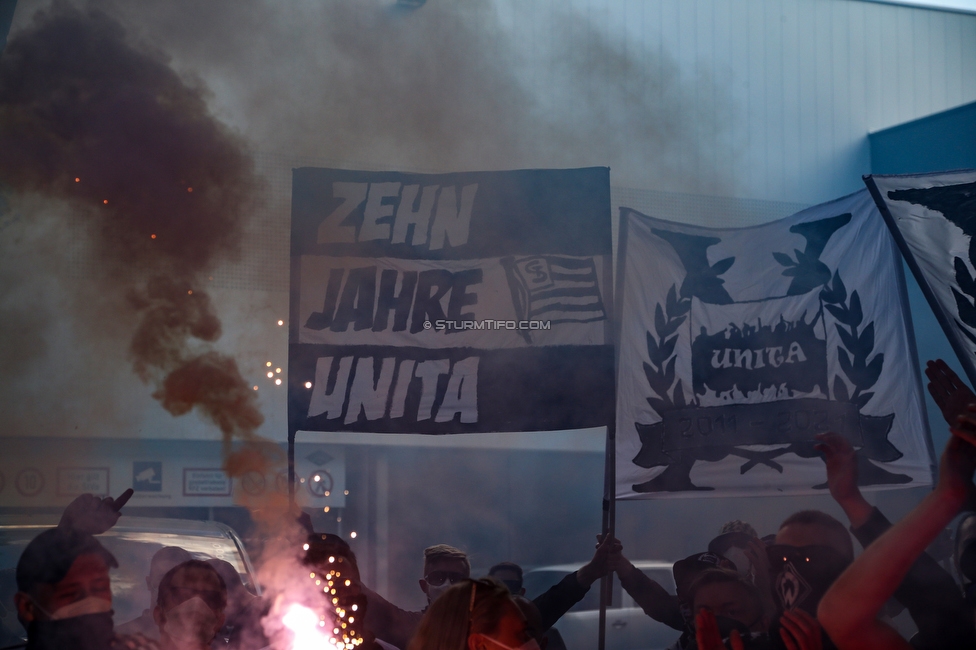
[865,170,976,388]
[615,190,932,498]
[288,167,615,435]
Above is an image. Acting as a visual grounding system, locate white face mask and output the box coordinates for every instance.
[34,595,112,621]
[425,582,453,604]
[722,546,754,581]
[480,634,542,650]
[162,596,219,645]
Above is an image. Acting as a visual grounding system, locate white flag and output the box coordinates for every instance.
[616,189,932,498]
[866,170,976,388]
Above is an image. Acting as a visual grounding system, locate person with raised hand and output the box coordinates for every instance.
[925,359,976,427]
[58,489,134,536]
[817,424,976,650]
[694,609,744,650]
[9,488,156,650]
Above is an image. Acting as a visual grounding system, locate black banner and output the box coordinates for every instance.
[289,167,614,435]
[290,167,612,260]
[633,399,899,470]
[288,344,615,434]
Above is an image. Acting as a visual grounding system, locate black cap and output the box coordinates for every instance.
[672,552,736,599]
[16,527,117,594]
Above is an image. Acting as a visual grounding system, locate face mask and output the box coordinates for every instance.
[425,582,453,603]
[162,595,219,645]
[767,545,849,615]
[28,611,114,650]
[479,634,542,650]
[713,615,752,640]
[47,595,113,620]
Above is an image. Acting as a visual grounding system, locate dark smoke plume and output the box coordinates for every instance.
[0,3,270,475]
[107,0,726,193]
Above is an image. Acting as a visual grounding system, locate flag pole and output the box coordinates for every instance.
[599,201,626,650]
[598,421,616,650]
[598,426,611,650]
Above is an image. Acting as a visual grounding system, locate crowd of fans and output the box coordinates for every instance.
[4,358,976,650]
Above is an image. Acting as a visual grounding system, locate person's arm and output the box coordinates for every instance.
[816,375,976,648]
[59,489,134,534]
[612,555,684,631]
[532,535,620,632]
[817,430,976,650]
[845,505,975,649]
[813,432,873,528]
[361,585,422,650]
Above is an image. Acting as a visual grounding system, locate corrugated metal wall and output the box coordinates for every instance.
[496,0,976,204]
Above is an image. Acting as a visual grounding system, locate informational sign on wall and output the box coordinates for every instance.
[0,439,346,508]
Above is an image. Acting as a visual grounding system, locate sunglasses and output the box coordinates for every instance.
[766,544,848,569]
[424,570,467,587]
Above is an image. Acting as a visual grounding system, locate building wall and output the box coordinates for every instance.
[498,0,976,203]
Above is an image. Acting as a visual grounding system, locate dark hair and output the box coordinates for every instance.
[511,596,543,643]
[687,568,762,613]
[779,509,854,560]
[407,578,518,650]
[16,528,117,595]
[157,559,227,612]
[488,562,523,581]
[424,544,470,574]
[150,546,192,583]
[206,558,243,592]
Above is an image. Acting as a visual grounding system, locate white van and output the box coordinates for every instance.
[0,516,259,646]
[523,561,682,650]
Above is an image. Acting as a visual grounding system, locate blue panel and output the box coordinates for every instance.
[870,101,976,173]
[0,0,16,57]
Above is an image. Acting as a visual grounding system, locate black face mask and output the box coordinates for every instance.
[690,616,760,650]
[715,614,751,639]
[27,611,115,650]
[767,545,849,616]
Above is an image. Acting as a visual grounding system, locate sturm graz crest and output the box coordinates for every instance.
[632,215,909,493]
[776,560,812,611]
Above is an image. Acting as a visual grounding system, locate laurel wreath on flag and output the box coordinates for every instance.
[644,284,691,411]
[818,270,883,409]
[644,271,883,414]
